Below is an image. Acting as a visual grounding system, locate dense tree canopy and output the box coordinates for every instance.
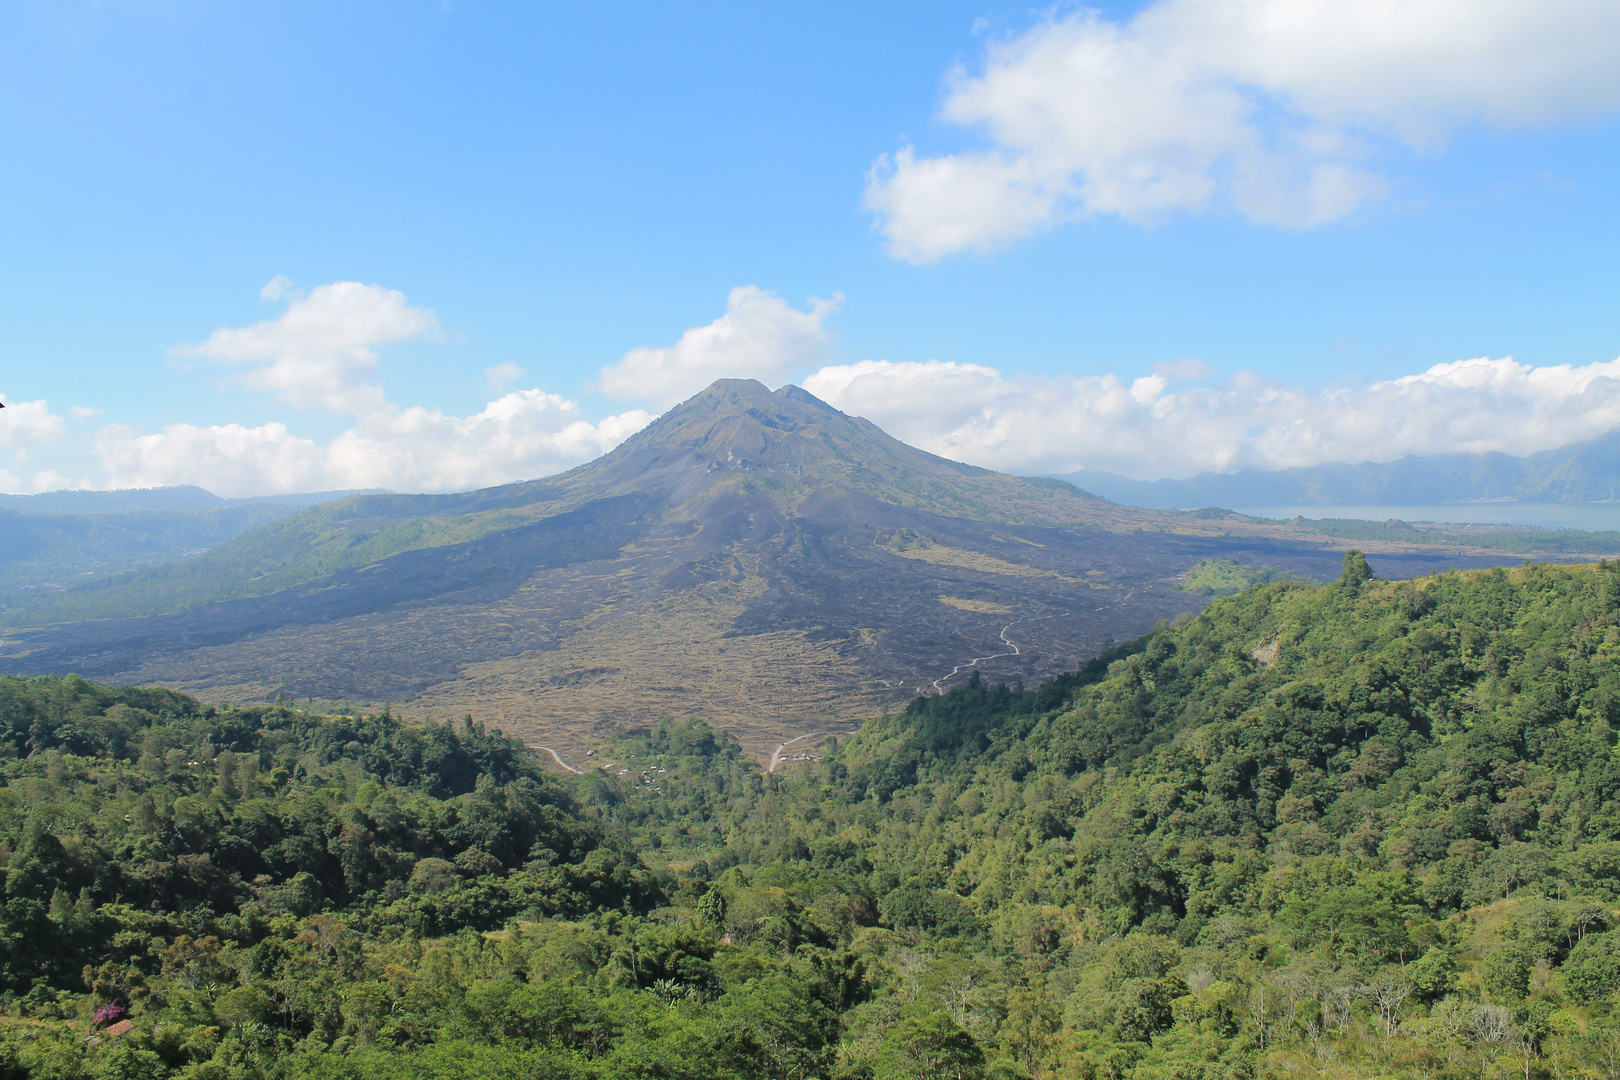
[10,554,1620,1077]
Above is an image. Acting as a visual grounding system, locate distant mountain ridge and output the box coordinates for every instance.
[1057,427,1620,508]
[0,486,386,516]
[0,505,311,594]
[0,487,389,596]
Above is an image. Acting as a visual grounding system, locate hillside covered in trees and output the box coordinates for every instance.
[9,554,1620,1077]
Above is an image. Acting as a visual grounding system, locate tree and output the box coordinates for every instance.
[696,888,727,932]
[1368,971,1413,1042]
[1483,946,1532,1002]
[1469,1003,1514,1075]
[1000,987,1059,1079]
[1564,932,1620,1003]
[875,1012,986,1080]
[1115,975,1184,1044]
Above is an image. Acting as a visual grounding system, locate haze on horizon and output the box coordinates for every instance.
[3,1,1620,497]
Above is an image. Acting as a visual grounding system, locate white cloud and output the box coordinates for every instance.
[0,399,67,447]
[96,422,328,497]
[25,469,75,493]
[259,275,295,301]
[70,405,103,421]
[0,459,88,495]
[868,1,1620,261]
[802,354,1620,479]
[105,280,842,496]
[86,281,655,496]
[96,392,653,497]
[485,362,527,393]
[598,286,841,407]
[172,281,439,413]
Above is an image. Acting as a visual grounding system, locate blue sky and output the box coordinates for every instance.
[3,1,1620,494]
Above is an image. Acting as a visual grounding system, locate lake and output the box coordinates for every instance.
[1232,504,1620,532]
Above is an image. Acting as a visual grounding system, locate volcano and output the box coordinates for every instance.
[0,380,1497,759]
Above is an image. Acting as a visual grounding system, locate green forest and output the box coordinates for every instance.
[11,553,1620,1078]
[1177,559,1300,598]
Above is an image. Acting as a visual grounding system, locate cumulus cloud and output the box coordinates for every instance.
[0,401,78,493]
[96,392,653,497]
[112,281,842,495]
[0,399,67,447]
[172,281,439,413]
[867,1,1620,261]
[598,286,841,407]
[802,355,1620,479]
[88,282,654,496]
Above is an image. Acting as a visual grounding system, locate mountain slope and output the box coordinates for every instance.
[1061,426,1620,508]
[0,503,302,596]
[580,556,1620,1078]
[0,381,1546,758]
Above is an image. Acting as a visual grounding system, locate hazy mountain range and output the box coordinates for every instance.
[0,489,385,596]
[0,504,301,594]
[1058,427,1620,508]
[0,380,1551,759]
[0,486,382,516]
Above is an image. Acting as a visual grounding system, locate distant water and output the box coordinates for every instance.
[1232,504,1620,533]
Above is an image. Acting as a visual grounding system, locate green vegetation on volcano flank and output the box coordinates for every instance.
[1177,558,1304,597]
[14,553,1620,1076]
[0,504,301,601]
